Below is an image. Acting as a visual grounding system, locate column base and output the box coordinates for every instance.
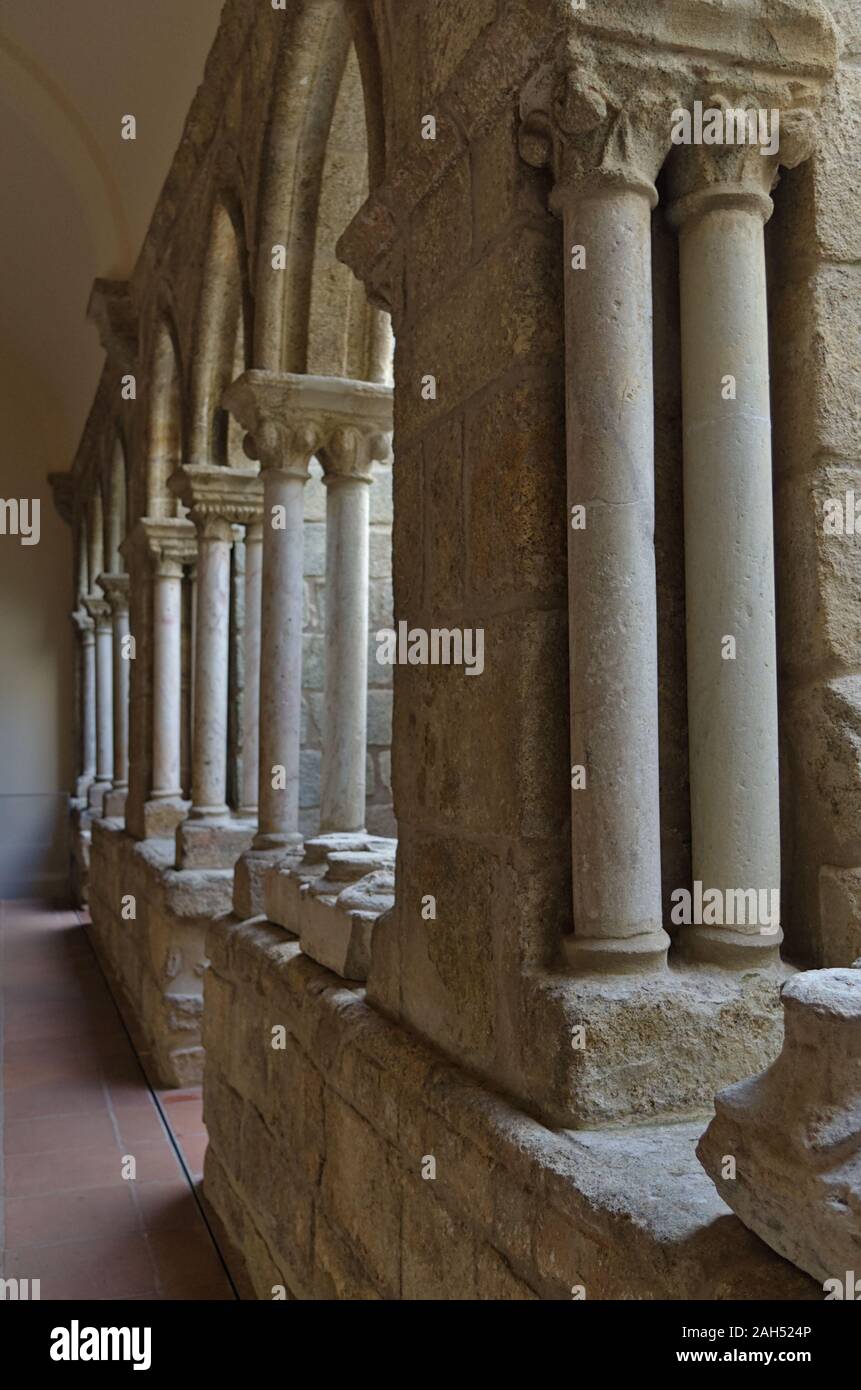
[233,845,303,918]
[518,959,793,1129]
[103,787,128,819]
[265,833,396,980]
[678,924,783,968]
[143,796,190,840]
[176,816,256,871]
[562,928,670,976]
[87,780,112,816]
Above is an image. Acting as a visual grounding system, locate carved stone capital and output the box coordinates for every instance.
[519,63,674,209]
[223,371,393,486]
[87,279,138,372]
[98,573,131,615]
[167,463,263,533]
[71,607,95,639]
[83,593,112,631]
[126,517,196,580]
[48,472,76,526]
[666,95,818,227]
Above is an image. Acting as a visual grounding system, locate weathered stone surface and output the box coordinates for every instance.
[698,968,861,1285]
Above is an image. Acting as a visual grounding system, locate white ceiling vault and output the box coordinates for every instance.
[0,0,225,474]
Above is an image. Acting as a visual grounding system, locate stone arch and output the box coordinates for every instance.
[87,484,104,595]
[105,435,128,574]
[188,192,253,468]
[256,1,390,381]
[146,312,184,519]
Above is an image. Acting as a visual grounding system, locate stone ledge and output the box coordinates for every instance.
[203,916,817,1300]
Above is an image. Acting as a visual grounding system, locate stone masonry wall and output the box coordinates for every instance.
[202,916,816,1300]
[772,0,861,968]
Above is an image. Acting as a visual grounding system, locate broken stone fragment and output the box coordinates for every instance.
[697,968,861,1284]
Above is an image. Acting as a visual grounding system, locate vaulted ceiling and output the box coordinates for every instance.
[0,0,224,474]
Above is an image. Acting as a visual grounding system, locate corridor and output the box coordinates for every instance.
[0,900,236,1300]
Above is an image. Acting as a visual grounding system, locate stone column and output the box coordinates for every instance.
[239,521,263,819]
[84,594,114,814]
[150,549,185,807]
[667,117,813,966]
[520,79,669,974]
[72,608,96,801]
[100,574,131,817]
[189,514,233,821]
[168,463,261,869]
[320,432,374,833]
[223,371,393,933]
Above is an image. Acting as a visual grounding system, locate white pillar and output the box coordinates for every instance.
[255,448,312,849]
[85,596,114,807]
[320,442,373,834]
[669,155,782,966]
[556,176,669,975]
[151,553,184,801]
[102,576,130,791]
[240,521,263,819]
[189,516,233,820]
[73,609,96,797]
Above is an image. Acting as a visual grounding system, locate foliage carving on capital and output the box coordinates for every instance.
[320,424,392,484]
[249,417,321,481]
[519,60,674,205]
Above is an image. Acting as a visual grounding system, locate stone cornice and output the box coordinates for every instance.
[224,371,393,483]
[48,472,76,527]
[123,516,196,577]
[98,573,131,615]
[87,280,138,371]
[339,0,836,300]
[167,463,263,529]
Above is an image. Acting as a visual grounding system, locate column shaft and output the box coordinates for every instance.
[94,614,114,785]
[320,475,370,833]
[256,471,306,848]
[561,185,668,973]
[190,523,232,819]
[151,564,184,799]
[112,605,130,789]
[240,523,263,818]
[676,193,781,964]
[81,624,96,785]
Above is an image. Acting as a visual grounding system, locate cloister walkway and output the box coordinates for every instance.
[0,899,235,1300]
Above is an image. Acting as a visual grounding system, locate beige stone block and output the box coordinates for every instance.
[819,865,861,966]
[312,1213,385,1301]
[422,0,497,96]
[465,370,566,599]
[401,1180,478,1299]
[321,1095,402,1293]
[784,676,861,867]
[407,153,473,314]
[476,1245,539,1301]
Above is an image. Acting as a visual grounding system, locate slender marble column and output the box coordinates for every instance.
[518,83,671,974]
[254,433,314,850]
[150,553,184,801]
[101,575,130,792]
[73,609,96,798]
[189,516,233,820]
[668,149,782,966]
[85,595,114,809]
[239,523,263,818]
[320,431,374,834]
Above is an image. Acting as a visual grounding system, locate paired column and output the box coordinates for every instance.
[667,134,803,966]
[72,608,96,801]
[521,84,670,974]
[168,463,262,868]
[150,547,186,806]
[83,593,114,813]
[100,575,131,815]
[239,522,263,820]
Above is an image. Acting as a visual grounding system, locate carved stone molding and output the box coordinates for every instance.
[98,573,131,616]
[223,371,393,485]
[124,517,196,580]
[87,279,138,372]
[167,463,263,532]
[71,608,94,639]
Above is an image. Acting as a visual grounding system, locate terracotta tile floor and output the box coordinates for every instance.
[0,899,237,1300]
